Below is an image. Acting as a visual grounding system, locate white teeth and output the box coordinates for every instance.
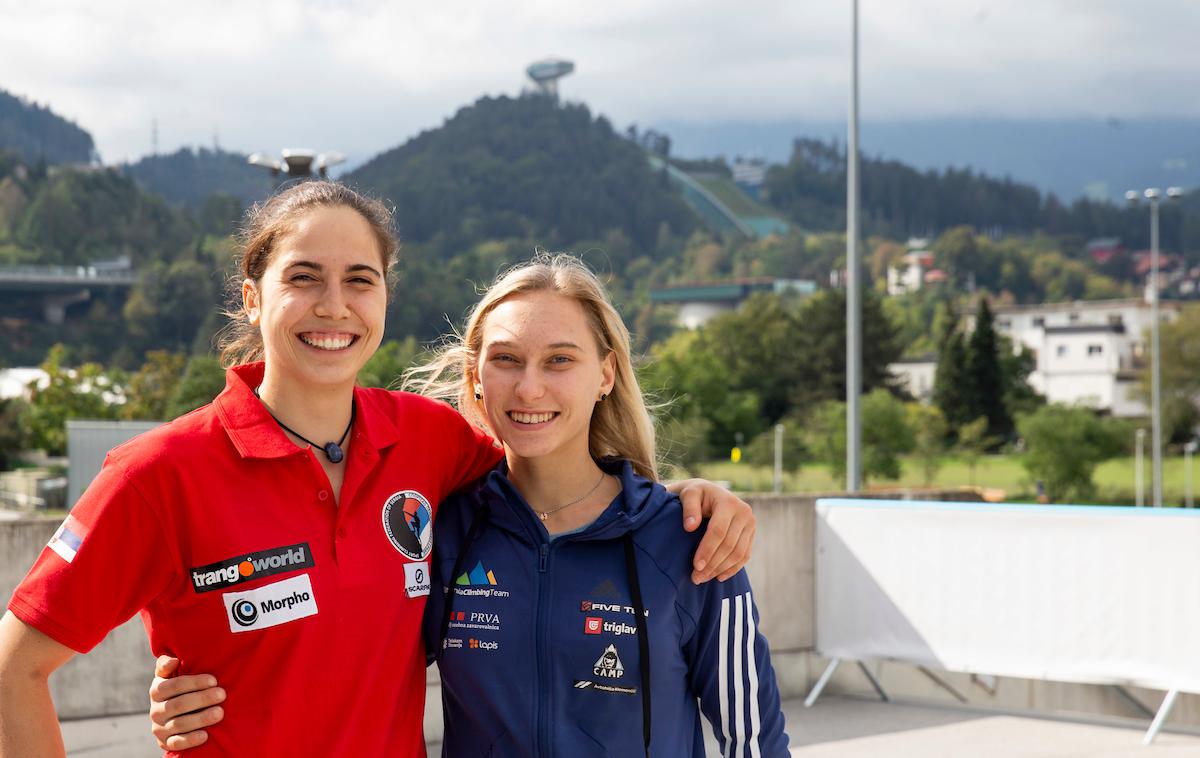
[300,334,354,351]
[511,411,554,425]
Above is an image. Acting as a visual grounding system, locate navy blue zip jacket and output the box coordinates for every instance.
[424,459,790,757]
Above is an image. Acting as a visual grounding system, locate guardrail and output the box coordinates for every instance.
[0,264,136,285]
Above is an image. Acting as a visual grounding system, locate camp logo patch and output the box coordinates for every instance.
[382,490,433,560]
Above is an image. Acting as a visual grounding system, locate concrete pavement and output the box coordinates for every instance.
[62,695,1200,757]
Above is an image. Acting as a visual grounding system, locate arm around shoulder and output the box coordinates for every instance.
[0,610,75,758]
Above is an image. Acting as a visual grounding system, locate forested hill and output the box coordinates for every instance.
[0,88,95,166]
[347,95,697,256]
[123,147,274,208]
[765,138,1196,251]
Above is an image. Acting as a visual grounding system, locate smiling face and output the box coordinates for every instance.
[474,291,615,468]
[243,204,388,393]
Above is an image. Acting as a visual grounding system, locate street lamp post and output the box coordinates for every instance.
[1125,186,1183,508]
[1185,440,1197,508]
[1135,428,1146,507]
[846,0,862,492]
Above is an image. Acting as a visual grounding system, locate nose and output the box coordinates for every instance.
[514,365,545,402]
[314,282,350,319]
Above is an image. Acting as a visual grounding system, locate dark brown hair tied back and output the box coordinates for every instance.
[216,181,399,368]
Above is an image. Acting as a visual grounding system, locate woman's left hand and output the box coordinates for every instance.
[667,479,756,584]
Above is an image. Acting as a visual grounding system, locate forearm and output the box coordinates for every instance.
[0,612,72,758]
[0,671,66,758]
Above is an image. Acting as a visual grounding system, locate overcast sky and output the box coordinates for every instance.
[2,0,1198,165]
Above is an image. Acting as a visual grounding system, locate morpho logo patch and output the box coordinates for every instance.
[222,574,318,633]
[382,490,433,560]
[190,543,313,594]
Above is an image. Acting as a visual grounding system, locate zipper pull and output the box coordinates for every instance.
[539,543,549,573]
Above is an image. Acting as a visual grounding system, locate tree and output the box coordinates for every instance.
[1140,303,1200,443]
[123,259,220,355]
[788,289,902,414]
[908,403,947,485]
[957,416,997,487]
[933,320,971,429]
[164,355,226,419]
[26,344,121,455]
[861,388,914,481]
[358,338,421,390]
[641,329,764,459]
[121,351,186,421]
[0,397,29,471]
[1017,405,1125,502]
[964,298,1012,440]
[805,390,913,488]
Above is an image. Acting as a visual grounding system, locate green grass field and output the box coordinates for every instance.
[688,454,1200,506]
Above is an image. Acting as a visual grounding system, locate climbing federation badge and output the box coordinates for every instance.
[382,490,434,560]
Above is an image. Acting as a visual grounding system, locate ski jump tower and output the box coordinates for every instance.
[526,58,574,99]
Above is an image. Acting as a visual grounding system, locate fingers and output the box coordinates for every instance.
[153,706,223,751]
[158,729,211,752]
[150,673,221,705]
[691,506,735,583]
[714,523,756,582]
[154,655,180,678]
[679,486,703,532]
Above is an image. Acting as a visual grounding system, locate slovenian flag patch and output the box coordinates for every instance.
[48,515,87,564]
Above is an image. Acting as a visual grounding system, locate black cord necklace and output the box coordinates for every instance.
[254,388,355,463]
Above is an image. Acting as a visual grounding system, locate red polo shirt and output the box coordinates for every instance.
[9,363,500,757]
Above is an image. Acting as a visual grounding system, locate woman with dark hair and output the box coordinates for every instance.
[0,182,756,757]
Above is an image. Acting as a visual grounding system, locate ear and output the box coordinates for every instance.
[599,351,616,398]
[242,279,261,325]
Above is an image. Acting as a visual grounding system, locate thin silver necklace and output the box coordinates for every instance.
[536,471,608,522]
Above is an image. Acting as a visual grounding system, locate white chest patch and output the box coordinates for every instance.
[404,561,431,598]
[222,574,318,633]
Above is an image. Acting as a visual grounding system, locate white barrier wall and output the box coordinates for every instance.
[815,499,1200,695]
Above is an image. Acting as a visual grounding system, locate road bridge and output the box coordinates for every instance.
[0,264,135,324]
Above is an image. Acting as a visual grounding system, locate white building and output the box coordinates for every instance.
[889,354,937,403]
[981,299,1180,417]
[886,246,936,296]
[0,368,48,400]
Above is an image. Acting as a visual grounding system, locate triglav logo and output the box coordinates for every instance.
[191,543,313,594]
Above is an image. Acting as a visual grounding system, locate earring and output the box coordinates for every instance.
[474,388,482,400]
[599,393,608,402]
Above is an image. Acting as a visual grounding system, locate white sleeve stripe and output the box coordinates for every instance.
[732,593,746,758]
[745,591,763,758]
[718,596,731,756]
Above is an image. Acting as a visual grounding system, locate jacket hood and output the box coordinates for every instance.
[473,458,673,543]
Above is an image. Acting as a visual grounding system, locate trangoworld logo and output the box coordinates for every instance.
[456,560,498,586]
[190,543,313,594]
[382,490,433,560]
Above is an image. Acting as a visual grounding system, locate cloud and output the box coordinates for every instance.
[0,0,1196,163]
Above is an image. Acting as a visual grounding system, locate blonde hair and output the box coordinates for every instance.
[405,253,659,480]
[217,181,399,367]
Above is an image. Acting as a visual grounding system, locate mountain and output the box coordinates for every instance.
[654,118,1200,204]
[122,147,274,208]
[0,88,95,166]
[347,95,697,257]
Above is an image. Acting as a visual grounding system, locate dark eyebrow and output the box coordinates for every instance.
[287,261,382,277]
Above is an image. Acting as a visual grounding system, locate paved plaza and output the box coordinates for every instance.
[62,694,1200,757]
